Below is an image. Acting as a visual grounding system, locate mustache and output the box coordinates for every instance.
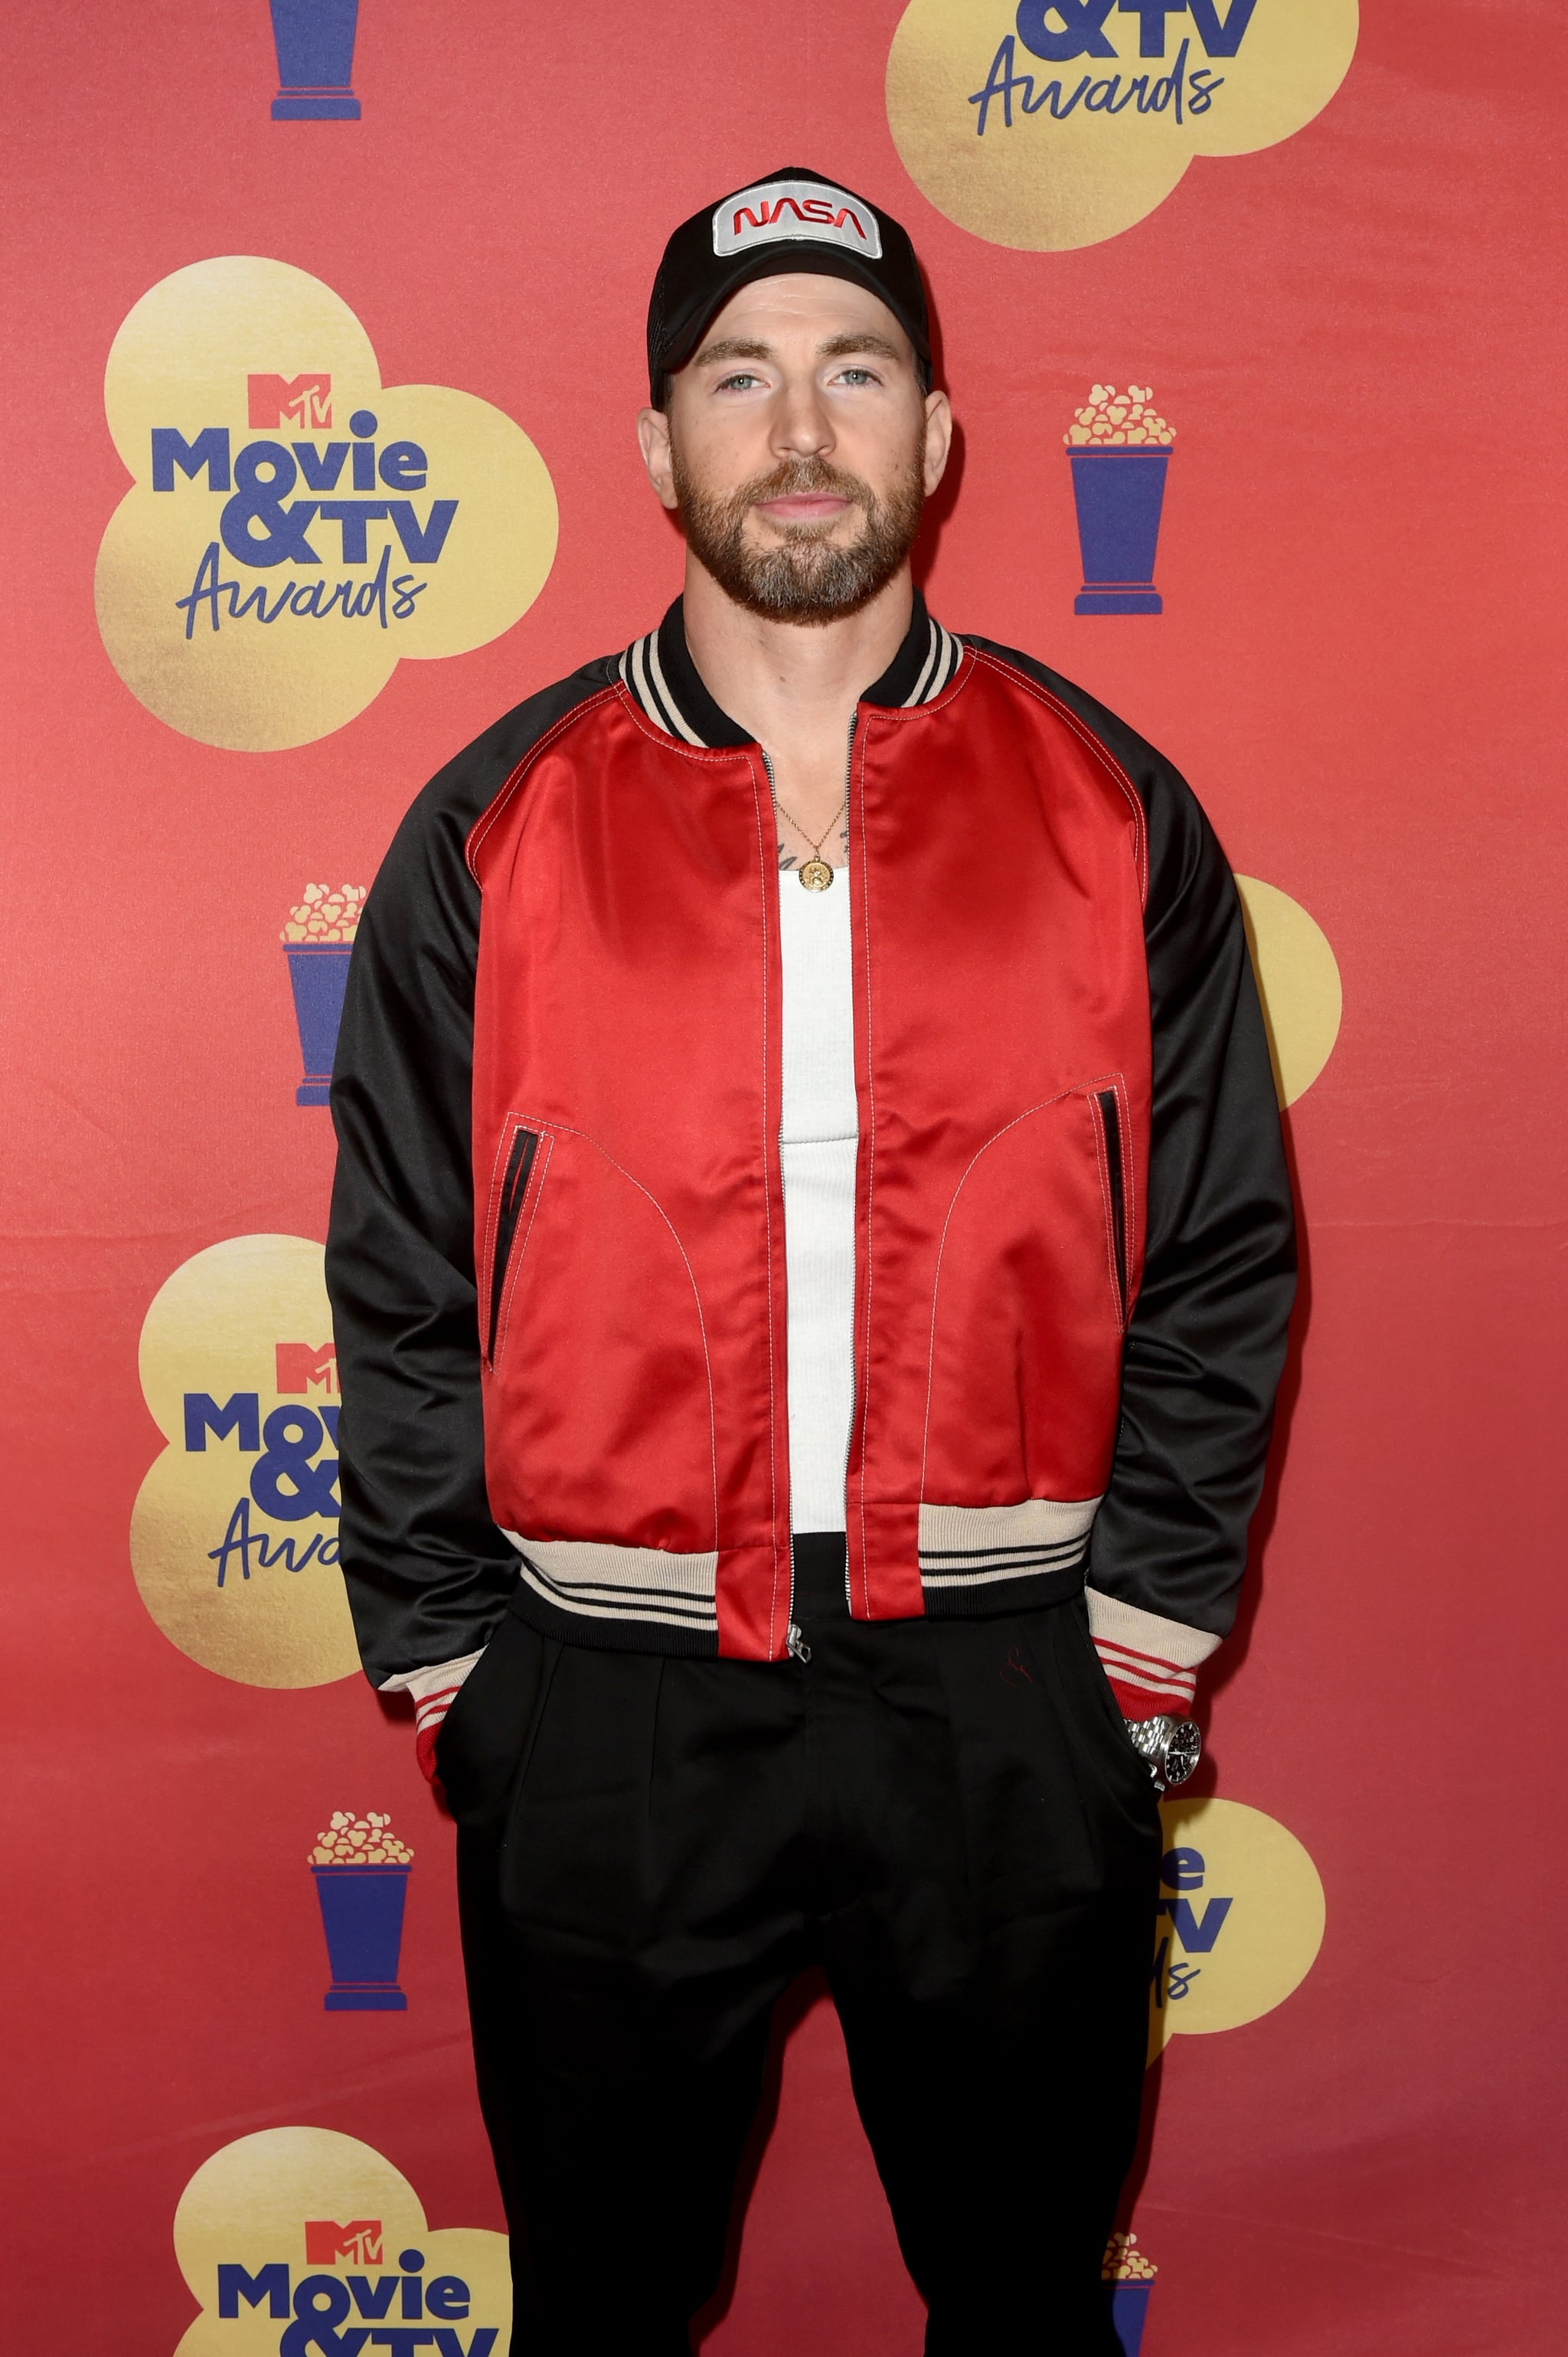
[738,457,874,515]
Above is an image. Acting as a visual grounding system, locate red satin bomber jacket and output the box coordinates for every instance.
[325,597,1295,1724]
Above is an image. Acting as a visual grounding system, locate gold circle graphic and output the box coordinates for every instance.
[1235,874,1342,1107]
[887,2,1358,252]
[96,256,557,750]
[130,1234,360,1688]
[172,2127,511,2355]
[1149,1795,1325,2059]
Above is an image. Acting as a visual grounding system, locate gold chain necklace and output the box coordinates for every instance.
[769,781,846,892]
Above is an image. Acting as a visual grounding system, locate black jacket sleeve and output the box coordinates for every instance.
[325,660,614,1686]
[966,638,1298,1648]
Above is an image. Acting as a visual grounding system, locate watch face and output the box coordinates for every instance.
[1165,1718,1202,1786]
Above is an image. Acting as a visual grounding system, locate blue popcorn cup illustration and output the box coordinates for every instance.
[283,887,364,1103]
[270,0,362,120]
[284,943,352,1107]
[1068,446,1171,616]
[1102,2230,1158,2351]
[312,1865,411,2010]
[1109,2278,1154,2355]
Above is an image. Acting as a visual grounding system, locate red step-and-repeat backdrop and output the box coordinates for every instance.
[5,5,1562,2350]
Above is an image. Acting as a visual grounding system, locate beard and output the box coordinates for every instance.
[669,439,926,625]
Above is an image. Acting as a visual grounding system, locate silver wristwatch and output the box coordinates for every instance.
[1122,1714,1201,1794]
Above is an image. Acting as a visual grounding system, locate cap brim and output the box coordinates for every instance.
[657,246,931,390]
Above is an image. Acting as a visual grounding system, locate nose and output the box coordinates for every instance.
[770,371,835,465]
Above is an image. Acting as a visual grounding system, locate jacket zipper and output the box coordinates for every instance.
[758,710,856,879]
[765,714,860,1653]
[840,711,858,1613]
[488,1126,540,1362]
[1095,1089,1129,1325]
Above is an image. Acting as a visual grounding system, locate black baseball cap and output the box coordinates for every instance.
[647,167,932,406]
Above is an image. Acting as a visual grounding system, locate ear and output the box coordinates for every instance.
[921,388,953,497]
[637,407,679,512]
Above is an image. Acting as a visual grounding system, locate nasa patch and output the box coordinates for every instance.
[712,178,884,260]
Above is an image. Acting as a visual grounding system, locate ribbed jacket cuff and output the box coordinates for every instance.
[1085,1586,1220,1721]
[379,1651,485,1783]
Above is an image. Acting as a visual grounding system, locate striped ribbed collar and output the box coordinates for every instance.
[619,591,962,749]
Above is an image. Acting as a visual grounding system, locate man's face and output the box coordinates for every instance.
[639,274,952,624]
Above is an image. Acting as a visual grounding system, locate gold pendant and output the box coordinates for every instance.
[799,858,834,892]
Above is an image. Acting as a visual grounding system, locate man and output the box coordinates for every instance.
[327,168,1295,2355]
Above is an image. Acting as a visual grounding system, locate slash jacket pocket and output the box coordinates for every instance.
[477,1116,718,1555]
[921,1083,1134,1508]
[484,1118,550,1368]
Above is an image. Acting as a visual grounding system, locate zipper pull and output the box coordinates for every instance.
[786,1623,812,1664]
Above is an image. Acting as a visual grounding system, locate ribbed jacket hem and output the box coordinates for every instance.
[508,1581,724,1658]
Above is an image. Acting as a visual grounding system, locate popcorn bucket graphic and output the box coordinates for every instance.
[1108,2280,1154,2355]
[312,1865,410,2009]
[1102,2231,1157,2352]
[310,1811,413,2010]
[269,0,362,120]
[282,886,364,1106]
[1064,385,1174,616]
[1067,448,1171,615]
[284,945,351,1106]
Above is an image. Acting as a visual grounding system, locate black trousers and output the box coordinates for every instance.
[439,1535,1161,2355]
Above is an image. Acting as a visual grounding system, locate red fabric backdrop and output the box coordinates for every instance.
[3,3,1563,2349]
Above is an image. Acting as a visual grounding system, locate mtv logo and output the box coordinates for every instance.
[276,1342,338,1394]
[304,2219,383,2267]
[248,372,332,430]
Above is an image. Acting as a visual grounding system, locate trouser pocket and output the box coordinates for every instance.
[1052,1591,1163,1826]
[436,1601,558,1829]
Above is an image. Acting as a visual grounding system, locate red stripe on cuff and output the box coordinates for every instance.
[1094,1638,1197,1683]
[413,1689,459,1783]
[1095,1643,1196,1721]
[413,1685,461,1725]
